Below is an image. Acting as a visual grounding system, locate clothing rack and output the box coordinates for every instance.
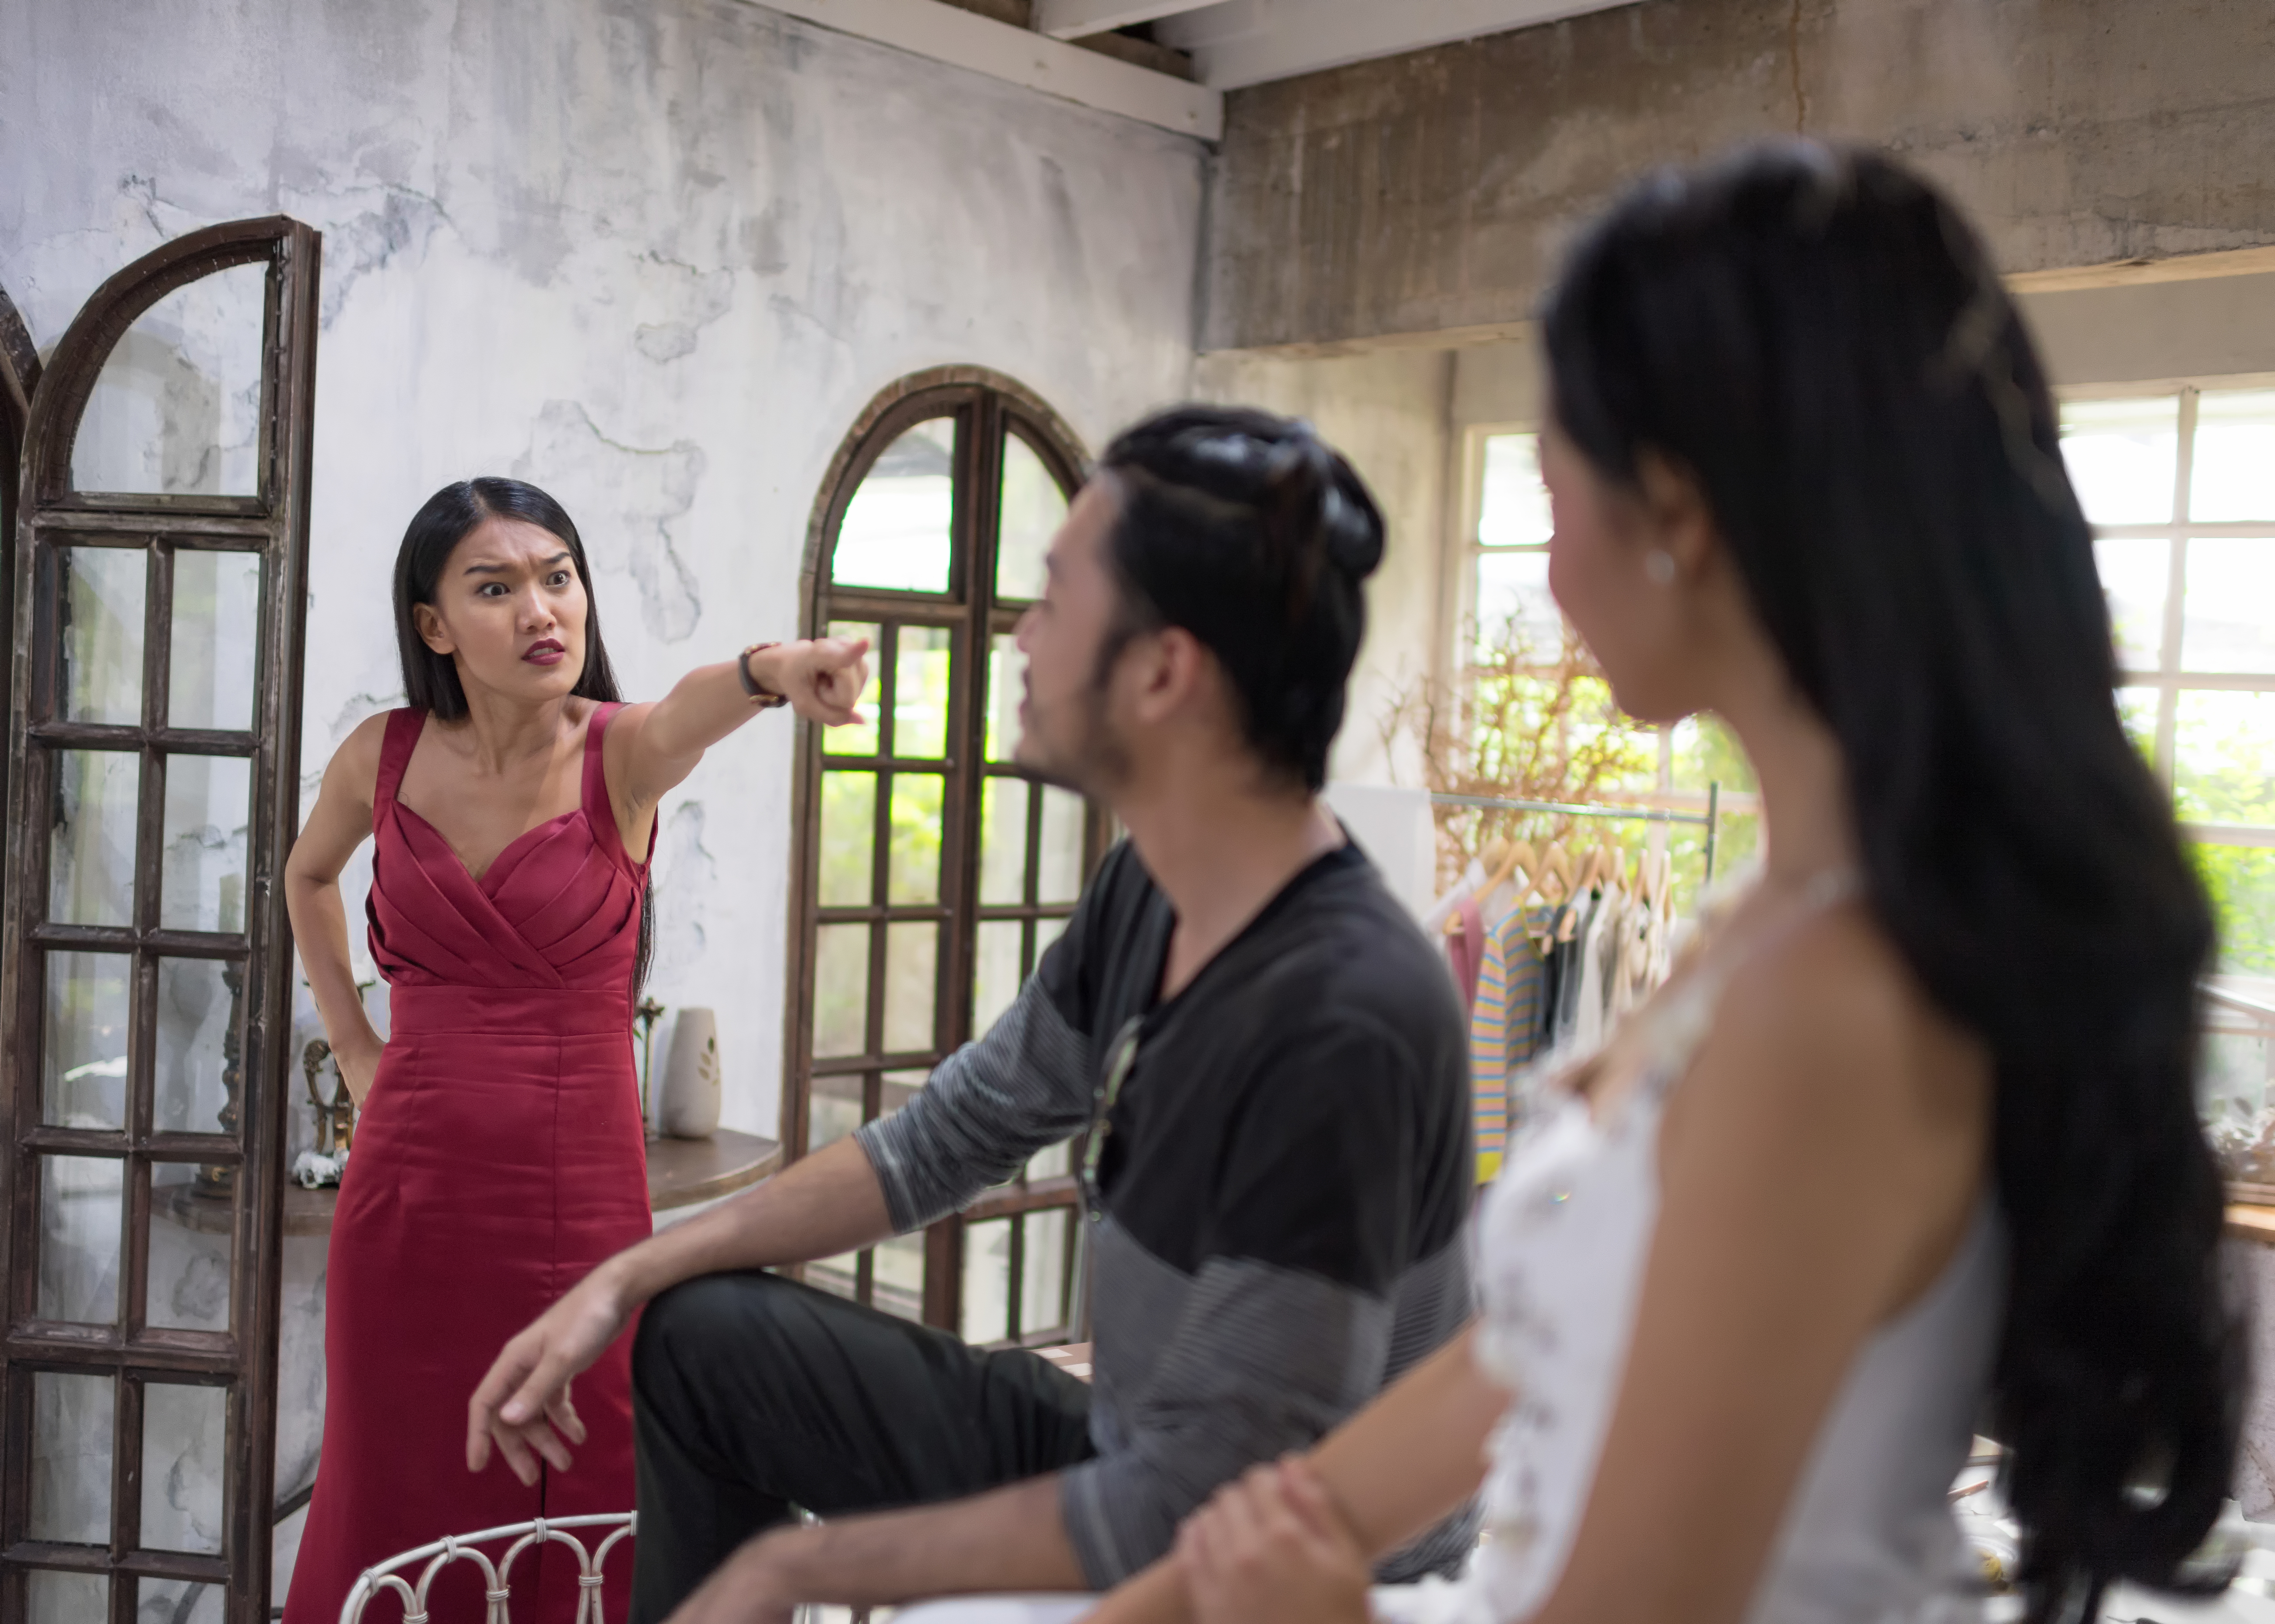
[1430,782,1723,885]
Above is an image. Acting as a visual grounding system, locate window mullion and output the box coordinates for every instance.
[2153,388,2198,785]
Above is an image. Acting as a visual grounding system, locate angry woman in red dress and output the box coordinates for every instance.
[280,478,866,1621]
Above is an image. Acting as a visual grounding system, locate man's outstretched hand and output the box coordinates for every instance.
[466,1268,631,1484]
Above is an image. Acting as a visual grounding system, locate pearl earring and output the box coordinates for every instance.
[1645,550,1677,586]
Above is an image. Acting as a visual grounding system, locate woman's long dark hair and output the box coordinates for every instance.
[1543,143,2240,1619]
[394,477,652,995]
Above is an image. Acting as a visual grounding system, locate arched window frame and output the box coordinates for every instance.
[785,368,1104,1340]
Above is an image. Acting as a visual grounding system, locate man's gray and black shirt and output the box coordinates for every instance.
[857,839,1477,1589]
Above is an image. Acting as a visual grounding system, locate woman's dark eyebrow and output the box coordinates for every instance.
[463,551,572,576]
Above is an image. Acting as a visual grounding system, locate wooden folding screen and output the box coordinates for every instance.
[0,218,319,1624]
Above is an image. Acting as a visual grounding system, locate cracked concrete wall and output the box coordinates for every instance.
[1203,0,2275,352]
[0,0,1204,1146]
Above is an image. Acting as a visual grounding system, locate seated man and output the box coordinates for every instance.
[466,406,1478,1623]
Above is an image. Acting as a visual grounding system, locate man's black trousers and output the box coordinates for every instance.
[627,1269,1097,1623]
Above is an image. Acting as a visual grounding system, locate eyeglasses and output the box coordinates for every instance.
[1080,1017,1145,1223]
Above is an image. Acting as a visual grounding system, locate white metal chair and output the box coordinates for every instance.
[337,1511,635,1624]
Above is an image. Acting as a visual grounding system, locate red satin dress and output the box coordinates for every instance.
[285,704,651,1623]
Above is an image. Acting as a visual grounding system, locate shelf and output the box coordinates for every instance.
[158,1127,783,1239]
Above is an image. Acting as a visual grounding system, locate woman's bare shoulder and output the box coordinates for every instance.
[1686,901,1988,1172]
[324,711,395,803]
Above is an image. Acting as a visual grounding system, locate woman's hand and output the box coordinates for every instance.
[333,1032,386,1109]
[754,637,870,728]
[1178,1458,1373,1624]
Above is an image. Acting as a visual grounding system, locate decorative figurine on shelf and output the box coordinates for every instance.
[635,995,665,1139]
[659,1006,721,1140]
[293,1038,354,1189]
[305,1037,357,1155]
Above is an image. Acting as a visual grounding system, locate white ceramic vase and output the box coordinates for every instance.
[659,1007,721,1139]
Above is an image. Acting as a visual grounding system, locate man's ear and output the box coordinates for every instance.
[414,602,455,657]
[1129,625,1213,726]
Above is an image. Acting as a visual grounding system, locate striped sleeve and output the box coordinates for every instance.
[854,976,1094,1233]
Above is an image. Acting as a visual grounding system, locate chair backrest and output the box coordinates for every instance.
[337,1512,635,1624]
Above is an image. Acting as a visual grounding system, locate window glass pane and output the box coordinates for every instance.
[873,1231,926,1323]
[2194,843,2275,976]
[1027,1140,1072,1181]
[2117,686,2160,769]
[1037,788,1085,905]
[136,1581,221,1624]
[818,773,876,908]
[1035,914,1070,964]
[30,1573,109,1623]
[2175,690,2275,826]
[2191,390,2275,523]
[973,919,1024,1038]
[894,626,952,759]
[961,1216,1014,1345]
[2093,536,2169,672]
[45,950,130,1130]
[1474,550,1559,658]
[881,1068,929,1116]
[810,1077,864,1150]
[72,261,265,497]
[161,753,252,932]
[49,749,140,927]
[832,419,956,593]
[882,922,938,1055]
[887,775,945,905]
[1022,1206,1073,1335]
[812,924,870,1058]
[60,546,146,725]
[2181,539,2275,674]
[141,1383,227,1553]
[41,1155,123,1324]
[154,957,238,1135]
[149,1162,232,1333]
[997,432,1068,602]
[1477,434,1551,547]
[2059,396,2179,526]
[980,778,1031,906]
[822,621,881,756]
[29,1372,113,1545]
[805,1252,859,1302]
[986,634,1024,763]
[169,550,262,731]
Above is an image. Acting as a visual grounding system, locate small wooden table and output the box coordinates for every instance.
[161,1127,783,1238]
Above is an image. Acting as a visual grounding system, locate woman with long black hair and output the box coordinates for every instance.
[279,479,866,1621]
[1045,143,2245,1624]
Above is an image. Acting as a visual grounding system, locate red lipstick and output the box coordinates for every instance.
[523,638,566,666]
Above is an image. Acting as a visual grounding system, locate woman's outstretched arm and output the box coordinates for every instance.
[282,713,390,1105]
[1084,1323,1506,1624]
[603,636,871,842]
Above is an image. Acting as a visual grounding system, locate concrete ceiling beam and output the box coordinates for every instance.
[1155,0,1638,89]
[1033,0,1220,42]
[740,0,1220,137]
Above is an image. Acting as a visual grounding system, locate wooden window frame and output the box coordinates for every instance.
[0,218,319,1624]
[785,367,1104,1341]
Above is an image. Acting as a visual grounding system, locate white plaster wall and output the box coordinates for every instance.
[0,0,1205,1137]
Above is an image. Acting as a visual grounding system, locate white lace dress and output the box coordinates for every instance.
[1374,892,2007,1624]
